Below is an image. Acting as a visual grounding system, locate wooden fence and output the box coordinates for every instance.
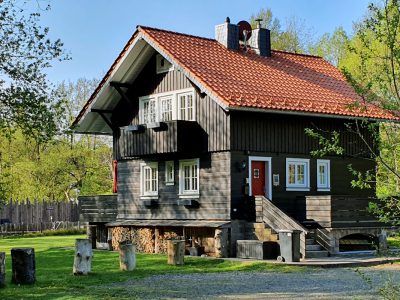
[0,199,80,233]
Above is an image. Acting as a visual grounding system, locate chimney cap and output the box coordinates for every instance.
[225,17,230,23]
[255,18,262,29]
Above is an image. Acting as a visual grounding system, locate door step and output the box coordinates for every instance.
[305,250,329,258]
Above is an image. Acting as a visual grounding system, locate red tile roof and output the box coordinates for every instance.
[73,25,397,126]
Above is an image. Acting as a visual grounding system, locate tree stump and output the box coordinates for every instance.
[73,239,93,275]
[11,248,36,285]
[119,241,136,271]
[0,252,5,288]
[167,239,185,265]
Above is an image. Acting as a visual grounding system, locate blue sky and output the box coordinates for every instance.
[41,0,372,84]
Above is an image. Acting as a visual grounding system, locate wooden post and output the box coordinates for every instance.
[119,241,136,271]
[11,248,36,284]
[0,252,5,288]
[87,225,97,249]
[215,228,229,258]
[73,239,93,275]
[167,239,185,265]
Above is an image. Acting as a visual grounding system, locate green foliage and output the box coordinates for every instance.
[0,0,68,141]
[0,235,304,299]
[249,9,314,53]
[304,128,344,157]
[348,164,374,190]
[0,131,112,201]
[1,227,86,239]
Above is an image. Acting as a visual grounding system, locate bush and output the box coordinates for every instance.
[1,227,86,239]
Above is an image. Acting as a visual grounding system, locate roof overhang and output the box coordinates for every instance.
[229,106,399,123]
[106,220,231,228]
[73,33,156,134]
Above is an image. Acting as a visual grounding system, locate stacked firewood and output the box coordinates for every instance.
[157,231,178,254]
[131,228,154,253]
[111,227,131,250]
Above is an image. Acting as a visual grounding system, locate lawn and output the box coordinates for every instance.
[0,235,303,299]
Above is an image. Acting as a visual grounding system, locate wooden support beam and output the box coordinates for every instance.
[91,109,114,131]
[111,84,132,105]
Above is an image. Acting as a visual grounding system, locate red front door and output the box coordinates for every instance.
[251,161,265,196]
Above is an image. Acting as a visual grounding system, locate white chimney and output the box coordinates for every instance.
[249,22,271,57]
[215,17,239,50]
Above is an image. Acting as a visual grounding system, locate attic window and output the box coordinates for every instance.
[156,54,174,74]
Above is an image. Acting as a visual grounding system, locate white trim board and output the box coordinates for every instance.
[248,156,272,200]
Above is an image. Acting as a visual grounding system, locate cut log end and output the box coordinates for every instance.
[73,239,92,275]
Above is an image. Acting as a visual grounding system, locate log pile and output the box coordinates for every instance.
[156,230,178,254]
[111,227,155,252]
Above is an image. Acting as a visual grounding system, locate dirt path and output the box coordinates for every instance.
[110,264,400,299]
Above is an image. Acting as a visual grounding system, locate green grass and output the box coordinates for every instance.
[0,235,305,299]
[388,235,400,248]
[1,228,86,239]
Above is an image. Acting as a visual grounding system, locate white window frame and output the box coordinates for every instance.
[165,161,174,186]
[138,88,194,124]
[178,158,200,198]
[286,158,310,191]
[140,162,158,199]
[317,159,331,191]
[177,91,195,121]
[139,96,157,124]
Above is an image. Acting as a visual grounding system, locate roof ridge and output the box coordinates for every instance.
[137,25,216,42]
[272,49,322,59]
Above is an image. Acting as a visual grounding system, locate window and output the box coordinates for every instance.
[140,162,158,197]
[286,158,310,191]
[179,159,200,197]
[140,97,157,124]
[138,89,194,124]
[178,92,194,121]
[317,160,330,191]
[165,161,174,185]
[160,96,173,121]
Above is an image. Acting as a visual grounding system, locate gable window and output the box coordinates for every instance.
[286,158,310,191]
[178,92,194,121]
[317,159,330,191]
[165,161,174,185]
[179,159,199,197]
[140,162,158,197]
[138,89,194,124]
[156,54,174,74]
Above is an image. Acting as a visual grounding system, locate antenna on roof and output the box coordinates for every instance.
[237,20,252,51]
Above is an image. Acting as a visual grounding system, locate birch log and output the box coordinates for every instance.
[11,248,36,284]
[73,239,93,275]
[167,239,185,265]
[0,252,5,287]
[119,241,136,271]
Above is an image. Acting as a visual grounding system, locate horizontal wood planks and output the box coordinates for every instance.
[79,195,118,222]
[117,152,231,221]
[306,195,381,228]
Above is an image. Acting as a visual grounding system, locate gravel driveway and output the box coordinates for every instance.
[110,264,400,299]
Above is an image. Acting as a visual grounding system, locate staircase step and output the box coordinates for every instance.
[305,250,329,258]
[306,239,315,245]
[306,244,322,251]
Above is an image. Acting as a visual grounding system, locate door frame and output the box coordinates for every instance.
[248,156,272,200]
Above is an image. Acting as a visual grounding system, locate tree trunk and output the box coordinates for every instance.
[87,225,97,249]
[167,239,185,265]
[73,239,93,275]
[0,252,5,288]
[11,248,36,284]
[119,241,136,271]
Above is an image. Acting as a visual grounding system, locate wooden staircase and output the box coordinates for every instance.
[253,196,329,259]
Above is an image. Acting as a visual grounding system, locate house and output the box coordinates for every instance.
[74,19,395,258]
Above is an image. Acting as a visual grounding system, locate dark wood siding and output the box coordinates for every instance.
[117,152,231,221]
[230,111,373,157]
[231,151,376,222]
[111,54,230,159]
[306,195,381,228]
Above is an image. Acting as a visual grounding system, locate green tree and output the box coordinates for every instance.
[0,0,67,142]
[250,8,314,53]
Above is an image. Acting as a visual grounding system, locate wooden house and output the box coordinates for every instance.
[74,19,395,258]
